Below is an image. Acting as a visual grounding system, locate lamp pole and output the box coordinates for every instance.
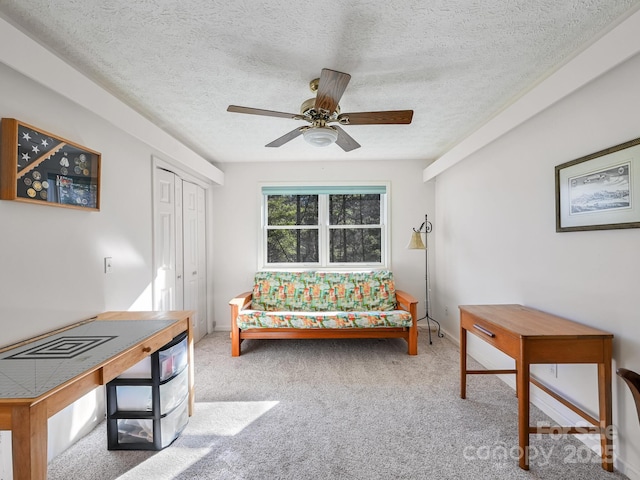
[415,214,443,344]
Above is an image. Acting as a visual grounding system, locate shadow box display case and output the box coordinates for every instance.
[0,118,101,210]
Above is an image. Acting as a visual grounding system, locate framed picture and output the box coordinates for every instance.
[0,118,101,211]
[555,137,640,232]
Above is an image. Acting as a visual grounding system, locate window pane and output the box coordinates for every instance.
[329,194,381,225]
[267,195,318,226]
[267,229,319,263]
[329,228,381,263]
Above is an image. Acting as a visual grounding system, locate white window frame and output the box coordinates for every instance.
[258,182,390,270]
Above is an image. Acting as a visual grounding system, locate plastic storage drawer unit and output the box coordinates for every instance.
[106,332,189,450]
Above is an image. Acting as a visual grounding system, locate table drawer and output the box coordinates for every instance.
[462,314,519,357]
[102,331,177,383]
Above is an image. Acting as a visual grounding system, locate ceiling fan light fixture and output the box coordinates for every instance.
[227,68,413,151]
[302,126,338,147]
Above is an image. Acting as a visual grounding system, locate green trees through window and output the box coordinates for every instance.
[267,195,319,263]
[329,194,381,263]
[265,191,385,266]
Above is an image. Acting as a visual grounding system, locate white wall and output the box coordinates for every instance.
[0,61,154,477]
[0,60,215,477]
[0,62,159,344]
[432,51,640,477]
[210,159,435,330]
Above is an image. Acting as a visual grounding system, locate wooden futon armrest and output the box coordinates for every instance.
[229,291,253,311]
[395,289,418,317]
[229,292,253,356]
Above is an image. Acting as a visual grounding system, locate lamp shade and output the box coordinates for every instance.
[303,126,338,147]
[406,231,426,249]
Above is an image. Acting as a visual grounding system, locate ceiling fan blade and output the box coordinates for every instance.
[227,105,304,120]
[315,69,351,114]
[265,127,305,147]
[337,110,414,125]
[333,125,361,152]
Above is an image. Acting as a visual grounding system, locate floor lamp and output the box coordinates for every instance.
[407,214,443,344]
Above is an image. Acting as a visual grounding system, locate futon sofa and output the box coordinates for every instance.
[229,270,418,356]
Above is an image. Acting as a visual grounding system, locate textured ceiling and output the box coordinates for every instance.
[0,1,638,166]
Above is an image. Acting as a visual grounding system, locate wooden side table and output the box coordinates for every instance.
[459,304,613,471]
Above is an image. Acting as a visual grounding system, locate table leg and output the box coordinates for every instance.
[12,403,47,480]
[517,355,530,470]
[460,326,467,399]
[514,359,519,399]
[186,316,195,416]
[598,339,614,472]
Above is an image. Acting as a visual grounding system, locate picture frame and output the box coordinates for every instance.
[0,118,101,211]
[555,137,640,232]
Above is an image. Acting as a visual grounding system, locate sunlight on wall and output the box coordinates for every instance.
[128,282,153,311]
[48,388,105,461]
[0,431,11,479]
[96,237,147,268]
[114,401,279,480]
[97,235,153,311]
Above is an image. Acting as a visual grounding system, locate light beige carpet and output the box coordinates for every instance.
[47,328,628,479]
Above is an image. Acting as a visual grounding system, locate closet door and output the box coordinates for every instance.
[196,185,207,340]
[153,169,182,310]
[182,181,207,342]
[154,169,207,341]
[174,178,184,309]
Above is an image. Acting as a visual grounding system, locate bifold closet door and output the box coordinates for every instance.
[182,180,207,341]
[154,171,207,341]
[153,168,183,311]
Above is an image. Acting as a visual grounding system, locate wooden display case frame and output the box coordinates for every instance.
[0,118,101,211]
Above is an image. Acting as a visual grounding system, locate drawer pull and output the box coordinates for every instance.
[142,346,152,353]
[473,324,495,338]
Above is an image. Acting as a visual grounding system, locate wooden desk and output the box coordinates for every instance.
[459,304,613,471]
[0,310,194,480]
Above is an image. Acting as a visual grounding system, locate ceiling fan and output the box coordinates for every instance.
[227,68,413,152]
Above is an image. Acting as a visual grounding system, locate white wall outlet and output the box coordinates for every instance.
[547,363,558,378]
[104,257,113,274]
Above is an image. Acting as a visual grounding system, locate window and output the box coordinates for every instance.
[261,185,388,268]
